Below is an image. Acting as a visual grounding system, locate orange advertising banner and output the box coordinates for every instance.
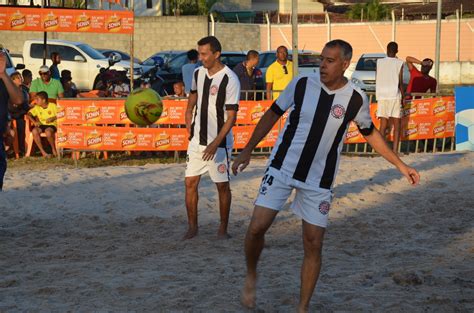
[344,97,455,144]
[57,126,189,151]
[0,8,133,34]
[57,99,187,125]
[237,100,273,125]
[233,125,279,149]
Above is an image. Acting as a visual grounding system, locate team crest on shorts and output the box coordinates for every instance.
[331,104,345,119]
[210,85,219,96]
[217,164,226,174]
[319,201,331,215]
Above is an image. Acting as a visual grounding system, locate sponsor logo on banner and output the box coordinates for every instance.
[319,201,330,215]
[402,102,417,117]
[57,129,67,145]
[10,11,26,29]
[85,103,101,122]
[250,103,265,124]
[158,107,169,123]
[76,13,91,31]
[43,11,59,30]
[86,130,103,148]
[106,15,122,32]
[119,110,128,121]
[121,131,137,148]
[330,104,345,119]
[433,119,446,137]
[154,132,171,149]
[404,120,419,139]
[433,99,446,116]
[56,106,65,121]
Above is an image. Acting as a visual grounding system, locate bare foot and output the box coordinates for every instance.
[241,276,256,309]
[217,231,231,240]
[182,227,198,240]
[42,153,52,159]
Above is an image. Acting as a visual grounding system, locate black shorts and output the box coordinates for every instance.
[37,125,57,133]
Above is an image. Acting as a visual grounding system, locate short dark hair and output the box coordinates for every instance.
[187,49,198,61]
[197,36,222,53]
[22,69,32,78]
[10,71,21,80]
[277,46,288,53]
[51,52,59,59]
[36,91,48,101]
[387,41,398,54]
[246,50,259,60]
[324,39,353,60]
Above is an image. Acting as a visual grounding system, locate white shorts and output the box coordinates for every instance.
[185,144,231,183]
[254,167,333,228]
[377,98,402,118]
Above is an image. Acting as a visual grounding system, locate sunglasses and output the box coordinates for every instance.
[283,65,288,75]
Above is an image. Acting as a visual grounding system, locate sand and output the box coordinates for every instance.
[0,152,473,312]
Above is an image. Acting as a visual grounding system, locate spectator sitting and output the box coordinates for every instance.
[164,81,186,99]
[26,91,58,158]
[112,77,130,98]
[22,69,33,90]
[30,65,64,102]
[405,56,437,99]
[61,70,78,98]
[50,52,61,80]
[9,71,31,155]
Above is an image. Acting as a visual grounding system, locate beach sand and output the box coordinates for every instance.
[0,153,473,312]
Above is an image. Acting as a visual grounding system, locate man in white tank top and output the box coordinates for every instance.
[376,42,404,153]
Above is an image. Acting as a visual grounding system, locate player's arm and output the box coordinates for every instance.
[232,108,281,175]
[185,91,197,136]
[26,112,40,127]
[405,56,421,71]
[364,129,420,185]
[202,109,237,161]
[0,52,23,105]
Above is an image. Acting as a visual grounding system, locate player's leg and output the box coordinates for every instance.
[183,175,201,239]
[298,221,325,313]
[391,117,401,153]
[242,205,278,308]
[215,181,231,238]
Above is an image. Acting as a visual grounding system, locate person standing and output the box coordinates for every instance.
[0,51,23,190]
[182,49,199,95]
[375,42,404,153]
[184,36,240,240]
[405,56,437,99]
[233,50,259,100]
[9,71,30,155]
[266,46,292,100]
[50,52,61,80]
[232,40,420,312]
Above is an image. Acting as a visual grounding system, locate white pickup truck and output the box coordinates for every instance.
[21,39,142,90]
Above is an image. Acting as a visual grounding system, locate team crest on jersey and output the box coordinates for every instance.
[331,104,345,119]
[210,85,219,96]
[319,201,331,215]
[218,164,226,173]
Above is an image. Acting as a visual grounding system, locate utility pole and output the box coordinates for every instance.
[291,0,298,77]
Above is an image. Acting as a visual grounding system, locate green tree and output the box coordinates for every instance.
[347,0,389,21]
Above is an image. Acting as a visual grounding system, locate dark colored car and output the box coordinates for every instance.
[150,51,247,95]
[98,49,142,64]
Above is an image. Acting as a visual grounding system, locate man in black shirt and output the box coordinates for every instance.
[0,50,23,190]
[233,50,259,100]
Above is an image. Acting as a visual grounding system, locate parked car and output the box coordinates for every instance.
[22,39,142,91]
[351,53,410,92]
[256,50,321,89]
[97,49,142,64]
[147,51,246,95]
[141,50,185,74]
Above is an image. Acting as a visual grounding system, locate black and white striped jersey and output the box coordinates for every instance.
[189,65,240,149]
[269,73,374,190]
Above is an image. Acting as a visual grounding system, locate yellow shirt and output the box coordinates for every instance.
[266,60,293,99]
[29,103,58,127]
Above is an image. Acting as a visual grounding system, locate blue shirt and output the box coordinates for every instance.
[50,64,60,80]
[182,62,198,94]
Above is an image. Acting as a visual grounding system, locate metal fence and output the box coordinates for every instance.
[239,90,456,156]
